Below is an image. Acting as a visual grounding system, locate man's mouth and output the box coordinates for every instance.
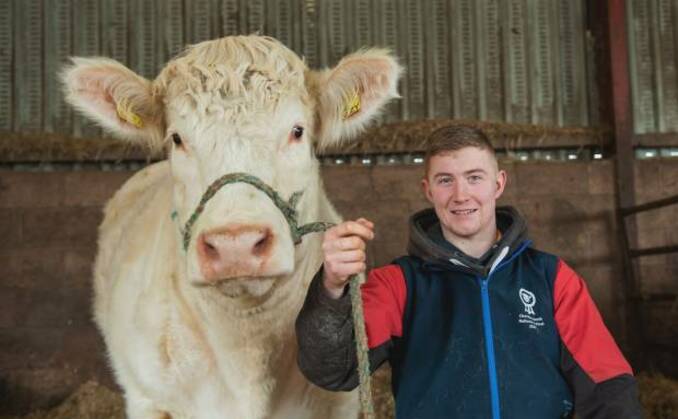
[451,209,477,215]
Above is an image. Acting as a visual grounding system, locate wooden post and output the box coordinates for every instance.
[587,0,642,366]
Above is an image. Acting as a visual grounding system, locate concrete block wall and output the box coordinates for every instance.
[0,171,129,414]
[1,159,677,414]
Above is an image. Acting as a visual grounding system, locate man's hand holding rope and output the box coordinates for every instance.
[321,218,375,299]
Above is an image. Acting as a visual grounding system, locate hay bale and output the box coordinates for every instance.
[9,381,124,419]
[638,372,678,419]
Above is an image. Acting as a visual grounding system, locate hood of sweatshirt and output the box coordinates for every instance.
[407,206,529,277]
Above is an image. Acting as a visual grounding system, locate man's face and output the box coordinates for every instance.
[422,147,507,243]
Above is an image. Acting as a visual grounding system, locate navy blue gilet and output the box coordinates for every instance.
[389,245,574,419]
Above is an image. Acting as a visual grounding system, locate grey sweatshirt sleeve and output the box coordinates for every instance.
[295,269,361,391]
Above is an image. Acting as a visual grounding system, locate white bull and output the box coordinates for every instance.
[62,35,402,419]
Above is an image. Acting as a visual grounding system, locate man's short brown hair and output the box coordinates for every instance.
[424,125,495,175]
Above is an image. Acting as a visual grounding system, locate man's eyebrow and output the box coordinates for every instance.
[433,168,487,178]
[464,168,487,175]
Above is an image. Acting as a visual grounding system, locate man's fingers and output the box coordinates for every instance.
[325,236,366,252]
[328,261,367,278]
[356,218,374,230]
[326,249,366,264]
[329,220,374,241]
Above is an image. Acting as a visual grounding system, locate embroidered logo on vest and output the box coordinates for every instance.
[519,288,536,314]
[518,288,544,329]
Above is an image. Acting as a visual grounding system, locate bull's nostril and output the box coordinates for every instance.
[252,229,273,257]
[202,236,220,260]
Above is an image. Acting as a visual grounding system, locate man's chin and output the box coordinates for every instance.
[440,221,480,239]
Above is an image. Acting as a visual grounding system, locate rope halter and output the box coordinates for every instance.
[179,172,334,252]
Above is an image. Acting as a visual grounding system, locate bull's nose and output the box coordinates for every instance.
[197,225,275,281]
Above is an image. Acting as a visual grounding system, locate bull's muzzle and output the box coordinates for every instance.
[197,224,276,281]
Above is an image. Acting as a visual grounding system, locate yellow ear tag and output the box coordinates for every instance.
[343,90,361,119]
[116,99,144,128]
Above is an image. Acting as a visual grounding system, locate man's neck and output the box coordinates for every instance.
[442,225,499,259]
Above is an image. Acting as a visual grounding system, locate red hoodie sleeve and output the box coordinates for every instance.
[554,259,641,418]
[554,260,632,381]
[361,264,408,349]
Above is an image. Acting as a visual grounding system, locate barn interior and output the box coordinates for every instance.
[1,1,678,418]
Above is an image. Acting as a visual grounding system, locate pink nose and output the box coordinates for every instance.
[197,225,275,281]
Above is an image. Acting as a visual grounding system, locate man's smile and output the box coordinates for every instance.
[451,209,478,215]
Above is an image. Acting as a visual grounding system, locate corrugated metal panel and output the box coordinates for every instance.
[243,0,265,34]
[131,0,157,78]
[529,0,555,125]
[452,0,478,120]
[0,1,13,131]
[628,0,678,134]
[480,0,503,121]
[557,0,588,126]
[185,0,213,44]
[504,0,529,124]
[158,0,185,68]
[221,0,241,36]
[72,0,100,138]
[4,0,597,139]
[14,0,43,132]
[655,0,678,131]
[429,0,452,118]
[269,0,295,53]
[403,0,426,120]
[44,0,72,134]
[300,0,319,66]
[101,0,128,63]
[374,0,401,121]
[326,0,349,67]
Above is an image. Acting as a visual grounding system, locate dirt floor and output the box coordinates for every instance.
[4,371,677,419]
[2,381,124,419]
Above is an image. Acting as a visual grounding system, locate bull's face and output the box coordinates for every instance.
[63,35,401,298]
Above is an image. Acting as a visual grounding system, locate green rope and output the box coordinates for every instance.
[349,274,375,419]
[177,172,375,417]
[181,173,331,251]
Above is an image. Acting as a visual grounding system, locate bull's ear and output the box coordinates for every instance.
[310,49,403,150]
[61,57,164,148]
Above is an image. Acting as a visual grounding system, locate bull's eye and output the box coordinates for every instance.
[171,133,183,146]
[291,125,304,140]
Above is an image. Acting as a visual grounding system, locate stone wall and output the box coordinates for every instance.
[1,159,677,414]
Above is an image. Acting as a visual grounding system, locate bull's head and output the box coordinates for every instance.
[62,35,401,298]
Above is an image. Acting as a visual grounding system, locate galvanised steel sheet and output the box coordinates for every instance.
[628,0,678,134]
[2,0,597,137]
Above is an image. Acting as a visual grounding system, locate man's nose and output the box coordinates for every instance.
[451,181,469,202]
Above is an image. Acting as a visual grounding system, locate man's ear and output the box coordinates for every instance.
[495,170,507,199]
[422,177,433,203]
[61,57,164,149]
[308,49,403,150]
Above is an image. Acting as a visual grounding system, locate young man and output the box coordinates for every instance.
[295,126,642,419]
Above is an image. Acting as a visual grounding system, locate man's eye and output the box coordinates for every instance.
[438,177,452,185]
[469,175,482,183]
